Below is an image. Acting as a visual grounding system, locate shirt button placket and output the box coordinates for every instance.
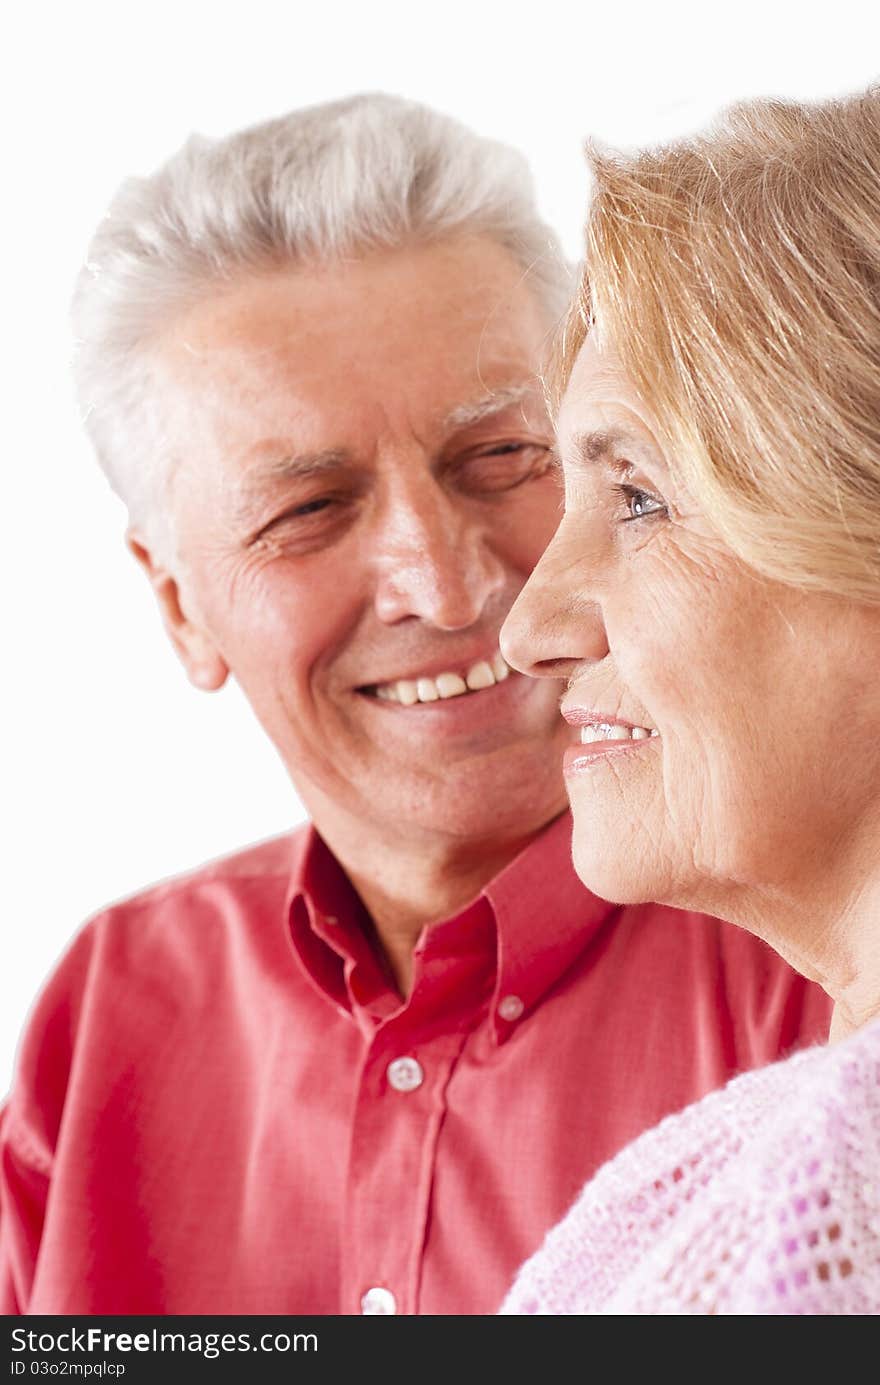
[353,1057,423,1312]
[347,1049,431,1314]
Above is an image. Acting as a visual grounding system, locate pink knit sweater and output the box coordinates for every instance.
[500,1017,880,1314]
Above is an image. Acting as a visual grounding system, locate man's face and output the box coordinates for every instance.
[143,236,571,847]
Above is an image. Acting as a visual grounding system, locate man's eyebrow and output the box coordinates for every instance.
[442,383,539,431]
[237,449,351,489]
[229,449,351,518]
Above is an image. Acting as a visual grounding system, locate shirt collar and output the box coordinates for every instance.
[285,827,385,1020]
[283,811,615,1044]
[482,811,613,1042]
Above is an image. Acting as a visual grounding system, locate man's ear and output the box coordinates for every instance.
[126,529,229,692]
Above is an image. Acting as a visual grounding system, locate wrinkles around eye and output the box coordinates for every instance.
[249,494,357,551]
[453,442,557,494]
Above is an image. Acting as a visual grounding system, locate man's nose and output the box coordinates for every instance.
[372,484,506,629]
[500,521,609,678]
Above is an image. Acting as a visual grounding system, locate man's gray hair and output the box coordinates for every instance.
[71,92,572,555]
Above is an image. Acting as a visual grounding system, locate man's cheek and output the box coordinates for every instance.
[501,484,563,566]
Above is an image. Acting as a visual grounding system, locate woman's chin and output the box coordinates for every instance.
[571,837,661,907]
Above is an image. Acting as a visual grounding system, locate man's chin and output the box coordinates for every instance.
[395,778,569,847]
[284,736,569,851]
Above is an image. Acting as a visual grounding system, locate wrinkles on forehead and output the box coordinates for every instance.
[557,335,673,482]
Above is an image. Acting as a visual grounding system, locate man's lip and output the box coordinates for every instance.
[356,646,505,691]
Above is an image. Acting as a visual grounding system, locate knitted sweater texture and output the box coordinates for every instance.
[500,1017,880,1314]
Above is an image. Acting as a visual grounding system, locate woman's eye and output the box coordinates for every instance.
[614,483,668,523]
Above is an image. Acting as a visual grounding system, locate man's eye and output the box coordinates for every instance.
[250,495,345,548]
[290,497,334,517]
[268,495,340,526]
[457,443,555,493]
[614,483,668,523]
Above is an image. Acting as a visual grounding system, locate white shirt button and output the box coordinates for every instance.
[386,1056,424,1092]
[361,1286,397,1315]
[498,994,524,1022]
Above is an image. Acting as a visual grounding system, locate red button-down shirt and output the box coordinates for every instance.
[0,813,831,1315]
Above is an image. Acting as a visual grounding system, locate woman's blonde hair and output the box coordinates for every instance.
[556,85,880,603]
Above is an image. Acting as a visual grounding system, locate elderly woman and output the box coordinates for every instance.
[499,87,880,1314]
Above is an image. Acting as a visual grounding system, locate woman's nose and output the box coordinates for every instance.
[500,523,609,678]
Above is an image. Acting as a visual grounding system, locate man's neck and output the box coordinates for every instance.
[344,845,527,996]
[309,808,562,996]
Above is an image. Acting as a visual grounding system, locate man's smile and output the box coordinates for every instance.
[361,647,511,705]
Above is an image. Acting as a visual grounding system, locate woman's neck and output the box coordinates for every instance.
[704,826,880,1043]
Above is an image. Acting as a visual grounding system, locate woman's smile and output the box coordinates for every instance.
[560,704,659,771]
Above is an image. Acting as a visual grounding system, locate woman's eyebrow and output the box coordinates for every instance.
[568,427,634,465]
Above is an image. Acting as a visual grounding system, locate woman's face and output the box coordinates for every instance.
[501,333,880,927]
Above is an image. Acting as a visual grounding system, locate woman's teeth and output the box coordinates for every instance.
[374,652,510,705]
[580,723,658,743]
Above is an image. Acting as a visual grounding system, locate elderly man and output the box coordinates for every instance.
[0,94,830,1316]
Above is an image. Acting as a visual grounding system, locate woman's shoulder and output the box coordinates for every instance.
[500,1018,880,1314]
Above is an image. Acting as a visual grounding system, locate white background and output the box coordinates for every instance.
[4,0,879,1095]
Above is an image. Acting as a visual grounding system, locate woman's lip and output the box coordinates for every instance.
[563,739,657,772]
[560,706,649,731]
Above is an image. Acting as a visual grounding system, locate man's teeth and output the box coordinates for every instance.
[580,723,659,743]
[374,651,511,705]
